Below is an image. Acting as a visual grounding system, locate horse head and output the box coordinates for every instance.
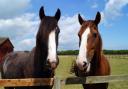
[76,12,102,73]
[35,6,61,70]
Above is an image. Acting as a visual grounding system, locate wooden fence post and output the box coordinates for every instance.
[54,77,61,89]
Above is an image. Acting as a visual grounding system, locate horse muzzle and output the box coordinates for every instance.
[83,63,91,73]
[50,62,57,69]
[47,59,58,70]
[76,60,91,73]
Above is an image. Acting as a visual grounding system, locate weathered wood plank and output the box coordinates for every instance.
[61,75,128,84]
[54,77,61,89]
[0,75,128,87]
[86,75,128,84]
[0,78,54,87]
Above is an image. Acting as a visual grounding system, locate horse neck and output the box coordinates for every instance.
[33,41,49,77]
[90,35,102,75]
[34,29,48,67]
[34,44,48,64]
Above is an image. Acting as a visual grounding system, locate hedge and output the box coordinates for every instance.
[58,50,128,55]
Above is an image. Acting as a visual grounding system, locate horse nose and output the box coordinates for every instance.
[83,61,87,67]
[50,62,57,69]
[76,61,88,71]
[47,59,57,69]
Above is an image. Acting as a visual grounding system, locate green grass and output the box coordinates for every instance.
[0,55,128,89]
[56,55,128,89]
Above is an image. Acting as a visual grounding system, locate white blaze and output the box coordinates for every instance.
[76,27,90,70]
[47,30,57,63]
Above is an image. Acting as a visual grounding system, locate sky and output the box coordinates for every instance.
[0,0,128,51]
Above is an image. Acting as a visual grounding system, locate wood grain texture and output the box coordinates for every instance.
[0,78,54,87]
[61,75,128,84]
[0,75,128,87]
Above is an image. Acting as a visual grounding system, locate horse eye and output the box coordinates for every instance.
[93,33,97,38]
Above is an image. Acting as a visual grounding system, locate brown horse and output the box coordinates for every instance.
[71,12,110,89]
[1,6,61,89]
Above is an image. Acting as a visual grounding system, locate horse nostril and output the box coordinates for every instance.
[51,62,57,69]
[83,61,87,67]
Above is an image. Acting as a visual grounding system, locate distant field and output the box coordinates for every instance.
[56,55,128,89]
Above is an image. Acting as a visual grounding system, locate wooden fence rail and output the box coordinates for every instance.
[0,75,128,89]
[61,75,128,84]
[0,78,54,87]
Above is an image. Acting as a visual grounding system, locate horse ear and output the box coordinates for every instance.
[78,14,84,25]
[55,9,61,21]
[94,11,101,25]
[39,6,45,20]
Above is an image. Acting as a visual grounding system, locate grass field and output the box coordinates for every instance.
[0,55,128,89]
[56,55,128,89]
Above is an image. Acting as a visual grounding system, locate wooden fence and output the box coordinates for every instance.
[0,75,128,89]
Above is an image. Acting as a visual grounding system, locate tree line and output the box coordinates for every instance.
[58,50,128,55]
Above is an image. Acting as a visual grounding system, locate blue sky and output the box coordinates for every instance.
[0,0,128,50]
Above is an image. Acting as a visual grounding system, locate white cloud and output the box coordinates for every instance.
[58,15,81,50]
[0,13,39,51]
[0,0,38,51]
[16,38,35,51]
[102,0,128,21]
[0,13,38,39]
[20,39,34,46]
[0,0,31,19]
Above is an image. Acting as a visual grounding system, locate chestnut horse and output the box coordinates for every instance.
[1,6,61,89]
[71,12,110,89]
